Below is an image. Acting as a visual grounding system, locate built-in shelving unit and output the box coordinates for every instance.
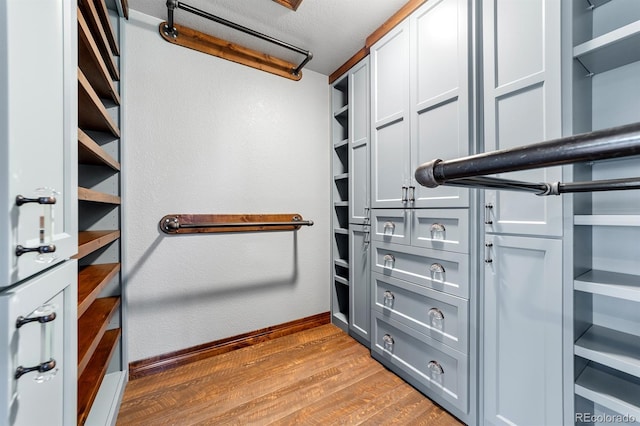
[569,0,640,421]
[331,75,350,331]
[76,0,126,423]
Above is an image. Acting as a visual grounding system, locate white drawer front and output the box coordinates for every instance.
[372,241,469,298]
[371,209,410,245]
[372,272,468,353]
[372,312,468,413]
[411,209,469,253]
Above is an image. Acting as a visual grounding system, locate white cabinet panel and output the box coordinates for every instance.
[412,99,469,207]
[483,235,562,426]
[349,225,370,344]
[371,22,411,209]
[411,0,469,209]
[0,0,77,287]
[0,260,77,426]
[482,0,562,237]
[494,0,544,86]
[349,58,370,225]
[413,0,460,103]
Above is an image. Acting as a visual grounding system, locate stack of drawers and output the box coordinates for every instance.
[369,208,470,418]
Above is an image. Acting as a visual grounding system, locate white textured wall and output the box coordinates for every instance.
[122,11,330,362]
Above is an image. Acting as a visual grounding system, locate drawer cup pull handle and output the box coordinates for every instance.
[383,254,395,268]
[383,221,395,234]
[429,263,445,274]
[383,291,395,306]
[427,360,444,375]
[430,223,445,233]
[428,308,444,321]
[382,334,395,350]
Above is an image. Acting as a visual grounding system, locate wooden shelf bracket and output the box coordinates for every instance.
[159,0,312,81]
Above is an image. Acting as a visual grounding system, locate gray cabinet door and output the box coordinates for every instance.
[483,235,562,426]
[410,0,470,208]
[0,260,77,426]
[0,0,77,287]
[349,224,370,345]
[349,58,371,224]
[370,21,411,208]
[482,0,562,237]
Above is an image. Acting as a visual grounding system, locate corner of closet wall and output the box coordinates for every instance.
[566,0,640,422]
[76,0,127,423]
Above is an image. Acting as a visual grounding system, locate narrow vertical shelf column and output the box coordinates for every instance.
[568,0,640,420]
[76,0,127,424]
[330,73,350,331]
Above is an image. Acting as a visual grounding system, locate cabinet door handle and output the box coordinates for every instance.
[15,244,56,257]
[427,360,444,375]
[484,203,493,225]
[383,290,395,306]
[429,263,445,274]
[15,359,57,380]
[428,307,444,320]
[409,186,415,202]
[16,312,56,329]
[401,185,408,202]
[485,242,493,263]
[15,195,57,206]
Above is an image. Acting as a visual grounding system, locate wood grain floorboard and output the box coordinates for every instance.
[117,324,463,426]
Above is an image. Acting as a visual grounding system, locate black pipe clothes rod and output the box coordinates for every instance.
[414,122,640,196]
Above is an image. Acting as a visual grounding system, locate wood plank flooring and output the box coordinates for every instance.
[117,324,463,425]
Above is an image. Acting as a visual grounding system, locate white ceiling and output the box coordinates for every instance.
[126,0,408,76]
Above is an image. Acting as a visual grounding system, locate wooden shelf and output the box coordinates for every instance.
[575,325,640,379]
[94,0,120,57]
[78,263,120,317]
[334,201,349,207]
[334,228,348,235]
[575,270,640,302]
[78,328,121,426]
[78,0,119,80]
[78,129,120,171]
[75,230,120,259]
[575,364,640,419]
[573,20,640,75]
[574,215,640,226]
[78,187,121,204]
[78,8,120,104]
[78,69,121,138]
[78,296,120,376]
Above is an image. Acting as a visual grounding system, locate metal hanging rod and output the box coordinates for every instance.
[159,214,314,234]
[163,0,312,76]
[414,122,640,196]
